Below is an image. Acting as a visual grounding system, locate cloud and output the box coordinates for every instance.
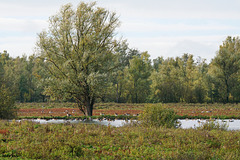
[0,18,47,33]
[119,21,238,33]
[126,35,226,62]
[167,40,219,62]
[0,36,37,57]
[99,0,240,20]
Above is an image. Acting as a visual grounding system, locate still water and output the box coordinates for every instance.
[18,119,240,130]
[179,119,240,130]
[30,119,130,127]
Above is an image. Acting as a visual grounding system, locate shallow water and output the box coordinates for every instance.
[29,119,132,127]
[179,119,240,130]
[16,119,240,130]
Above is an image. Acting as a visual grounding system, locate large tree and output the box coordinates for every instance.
[37,2,120,116]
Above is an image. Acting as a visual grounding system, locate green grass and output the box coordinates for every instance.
[0,120,240,159]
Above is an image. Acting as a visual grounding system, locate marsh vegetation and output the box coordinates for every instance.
[1,119,240,159]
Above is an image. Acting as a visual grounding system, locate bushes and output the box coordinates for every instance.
[139,104,178,128]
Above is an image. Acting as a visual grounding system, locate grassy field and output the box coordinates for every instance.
[0,120,240,159]
[1,103,240,159]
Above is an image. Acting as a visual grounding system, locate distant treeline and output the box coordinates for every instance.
[1,36,240,104]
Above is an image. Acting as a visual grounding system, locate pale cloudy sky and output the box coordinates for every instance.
[1,0,240,62]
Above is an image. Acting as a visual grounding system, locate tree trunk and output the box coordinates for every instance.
[116,82,119,103]
[86,104,93,116]
[135,92,138,103]
[42,94,45,102]
[225,78,229,103]
[134,82,138,103]
[85,96,94,116]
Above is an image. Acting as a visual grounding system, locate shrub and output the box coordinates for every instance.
[139,104,178,128]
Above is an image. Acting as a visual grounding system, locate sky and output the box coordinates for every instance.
[1,0,240,62]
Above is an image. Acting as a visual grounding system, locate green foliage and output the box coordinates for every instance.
[124,52,152,103]
[0,53,17,119]
[139,104,178,128]
[2,35,240,106]
[150,54,209,103]
[150,57,182,102]
[1,53,46,103]
[210,36,240,103]
[108,41,142,103]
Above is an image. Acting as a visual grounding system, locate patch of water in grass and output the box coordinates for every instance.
[179,119,240,130]
[13,119,240,130]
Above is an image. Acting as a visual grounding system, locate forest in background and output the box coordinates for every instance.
[1,36,240,104]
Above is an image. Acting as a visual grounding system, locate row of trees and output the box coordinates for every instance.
[104,36,240,104]
[0,52,46,103]
[1,36,240,104]
[1,2,240,116]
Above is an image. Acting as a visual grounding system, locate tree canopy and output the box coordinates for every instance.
[37,2,120,116]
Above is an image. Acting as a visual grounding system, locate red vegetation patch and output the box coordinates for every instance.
[17,104,240,117]
[174,108,240,117]
[0,129,9,135]
[18,108,142,117]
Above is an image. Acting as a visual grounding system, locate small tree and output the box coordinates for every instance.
[0,85,17,119]
[0,51,17,119]
[37,2,120,116]
[126,52,152,103]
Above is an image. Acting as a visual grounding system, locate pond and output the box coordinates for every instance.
[16,119,240,130]
[179,119,240,130]
[22,119,132,127]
